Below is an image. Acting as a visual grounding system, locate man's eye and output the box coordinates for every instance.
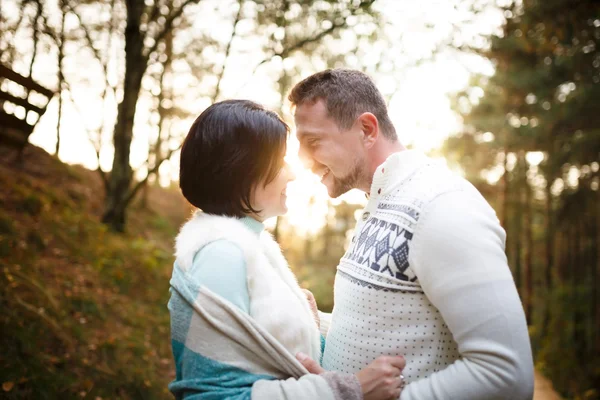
[307,139,319,147]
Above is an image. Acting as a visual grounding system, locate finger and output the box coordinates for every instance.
[387,388,402,400]
[296,352,325,374]
[302,290,315,303]
[396,374,405,388]
[388,355,406,370]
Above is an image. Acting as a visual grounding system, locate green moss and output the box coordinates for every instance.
[19,195,44,216]
[0,212,15,235]
[26,230,46,251]
[0,238,10,257]
[0,155,178,399]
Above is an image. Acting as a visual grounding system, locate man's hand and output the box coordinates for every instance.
[301,289,320,328]
[296,353,406,400]
[357,356,406,400]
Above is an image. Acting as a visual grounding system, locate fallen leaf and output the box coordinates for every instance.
[2,382,14,392]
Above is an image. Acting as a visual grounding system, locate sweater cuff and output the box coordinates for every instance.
[321,371,363,400]
[318,311,332,337]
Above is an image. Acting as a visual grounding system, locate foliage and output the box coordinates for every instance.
[0,145,189,399]
[280,199,362,313]
[444,0,600,397]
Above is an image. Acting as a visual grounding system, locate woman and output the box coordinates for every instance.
[169,100,405,400]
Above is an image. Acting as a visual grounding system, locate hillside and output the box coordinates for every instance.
[0,143,565,400]
[0,144,190,399]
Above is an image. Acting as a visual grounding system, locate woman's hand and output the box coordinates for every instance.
[356,356,406,400]
[301,289,320,328]
[296,353,406,400]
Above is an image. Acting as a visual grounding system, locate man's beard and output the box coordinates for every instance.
[328,159,368,198]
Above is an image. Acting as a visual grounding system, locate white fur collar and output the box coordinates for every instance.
[174,212,256,271]
[174,212,322,361]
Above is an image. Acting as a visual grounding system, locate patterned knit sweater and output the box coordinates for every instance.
[322,150,534,400]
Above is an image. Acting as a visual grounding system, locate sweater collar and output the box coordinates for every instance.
[368,150,430,198]
[240,216,264,236]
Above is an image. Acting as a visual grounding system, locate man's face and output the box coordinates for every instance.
[294,99,367,198]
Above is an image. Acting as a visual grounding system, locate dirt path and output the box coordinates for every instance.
[534,370,562,400]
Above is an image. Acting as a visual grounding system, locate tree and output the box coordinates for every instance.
[98,0,380,231]
[444,0,600,396]
[100,0,194,231]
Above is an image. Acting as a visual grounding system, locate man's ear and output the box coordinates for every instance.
[358,112,379,148]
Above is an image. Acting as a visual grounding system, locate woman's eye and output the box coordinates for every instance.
[307,139,319,147]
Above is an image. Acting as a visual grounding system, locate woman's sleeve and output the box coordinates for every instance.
[252,372,362,400]
[189,239,250,314]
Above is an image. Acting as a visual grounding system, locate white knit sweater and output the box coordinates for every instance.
[322,150,534,400]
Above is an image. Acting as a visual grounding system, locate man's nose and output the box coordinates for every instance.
[297,146,314,170]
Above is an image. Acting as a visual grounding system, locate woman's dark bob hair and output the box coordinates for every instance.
[179,99,289,217]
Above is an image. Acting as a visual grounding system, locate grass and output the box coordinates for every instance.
[0,145,190,399]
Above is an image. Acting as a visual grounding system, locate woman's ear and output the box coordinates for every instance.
[358,112,379,148]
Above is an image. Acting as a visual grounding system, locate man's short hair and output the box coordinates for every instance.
[179,99,288,217]
[288,69,397,140]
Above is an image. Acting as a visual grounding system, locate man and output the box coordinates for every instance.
[290,69,534,399]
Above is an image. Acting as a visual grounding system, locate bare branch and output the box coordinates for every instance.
[0,0,29,65]
[61,79,109,190]
[143,0,199,61]
[96,0,118,160]
[56,0,66,156]
[212,0,244,102]
[27,0,43,77]
[125,143,181,206]
[64,0,110,83]
[146,0,163,25]
[244,18,349,87]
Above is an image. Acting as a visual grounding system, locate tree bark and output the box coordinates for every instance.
[27,0,43,78]
[542,177,554,333]
[101,0,145,232]
[524,173,533,325]
[55,0,66,156]
[502,148,510,229]
[595,189,600,354]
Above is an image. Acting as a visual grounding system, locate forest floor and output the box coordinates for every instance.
[0,143,564,399]
[535,370,562,400]
[0,144,190,399]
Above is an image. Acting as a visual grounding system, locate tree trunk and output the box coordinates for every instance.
[502,148,513,281]
[542,178,554,333]
[572,223,583,359]
[596,189,600,355]
[512,154,525,296]
[27,0,42,78]
[150,30,173,185]
[55,0,66,156]
[502,148,510,229]
[524,175,533,325]
[514,214,522,296]
[101,0,146,232]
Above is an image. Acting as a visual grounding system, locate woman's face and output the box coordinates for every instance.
[251,162,296,221]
